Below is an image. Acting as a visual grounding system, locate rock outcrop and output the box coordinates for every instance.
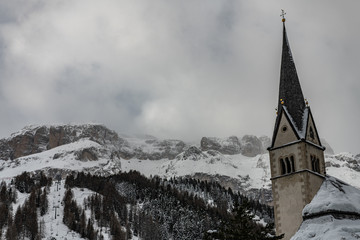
[240,135,264,157]
[201,135,271,157]
[0,124,187,161]
[201,136,241,155]
[0,124,121,160]
[119,138,187,160]
[325,153,360,172]
[0,124,334,163]
[176,146,208,161]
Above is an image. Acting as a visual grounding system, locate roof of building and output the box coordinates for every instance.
[278,23,306,129]
[291,215,360,240]
[291,176,360,239]
[303,176,360,217]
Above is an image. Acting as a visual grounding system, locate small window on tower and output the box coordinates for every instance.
[309,127,314,139]
[290,156,295,172]
[311,155,315,171]
[315,158,320,173]
[281,125,287,132]
[285,157,291,173]
[280,158,286,175]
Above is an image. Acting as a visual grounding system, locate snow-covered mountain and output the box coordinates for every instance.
[1,124,359,197]
[1,124,360,239]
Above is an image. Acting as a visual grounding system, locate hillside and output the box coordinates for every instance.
[0,170,278,239]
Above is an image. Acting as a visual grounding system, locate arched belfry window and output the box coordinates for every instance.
[285,157,291,173]
[290,156,295,172]
[315,158,320,173]
[280,158,286,175]
[311,155,320,173]
[279,155,296,175]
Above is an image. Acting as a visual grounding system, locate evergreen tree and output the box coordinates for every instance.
[86,219,96,240]
[40,188,49,216]
[205,199,283,240]
[79,210,87,238]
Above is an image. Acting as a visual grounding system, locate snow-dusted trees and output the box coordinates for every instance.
[64,170,276,240]
[204,198,283,240]
[0,172,51,240]
[14,171,52,193]
[63,188,127,240]
[7,189,39,240]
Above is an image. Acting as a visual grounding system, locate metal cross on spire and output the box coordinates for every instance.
[280,9,286,22]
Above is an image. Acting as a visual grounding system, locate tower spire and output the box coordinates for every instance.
[269,13,307,148]
[278,16,306,132]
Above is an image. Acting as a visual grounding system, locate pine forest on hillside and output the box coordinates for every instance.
[0,171,283,240]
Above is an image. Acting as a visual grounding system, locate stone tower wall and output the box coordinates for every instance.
[271,171,324,239]
[269,140,325,240]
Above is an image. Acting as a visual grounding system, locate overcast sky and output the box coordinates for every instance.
[0,0,359,154]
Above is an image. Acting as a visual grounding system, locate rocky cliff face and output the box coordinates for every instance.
[201,135,271,157]
[0,124,121,160]
[119,137,187,160]
[326,153,360,171]
[200,136,241,155]
[0,124,188,161]
[0,124,273,161]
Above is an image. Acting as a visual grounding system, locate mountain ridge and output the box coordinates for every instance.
[1,124,359,201]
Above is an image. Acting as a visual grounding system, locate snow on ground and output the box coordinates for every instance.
[43,180,84,239]
[291,215,360,240]
[12,191,29,213]
[121,158,171,178]
[253,215,267,226]
[121,153,272,190]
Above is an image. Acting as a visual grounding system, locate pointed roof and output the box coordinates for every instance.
[270,21,307,148]
[278,22,306,131]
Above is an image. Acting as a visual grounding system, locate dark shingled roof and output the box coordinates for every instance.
[270,22,306,148]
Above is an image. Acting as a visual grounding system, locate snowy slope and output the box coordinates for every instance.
[0,138,121,179]
[325,152,360,189]
[5,181,85,239]
[2,140,360,194]
[121,152,271,190]
[43,181,84,239]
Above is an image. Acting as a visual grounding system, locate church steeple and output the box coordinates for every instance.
[278,22,306,131]
[270,18,308,148]
[267,13,326,240]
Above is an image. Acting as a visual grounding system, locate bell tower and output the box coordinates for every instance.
[268,13,326,240]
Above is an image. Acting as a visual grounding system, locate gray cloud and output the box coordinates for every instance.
[0,0,359,154]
